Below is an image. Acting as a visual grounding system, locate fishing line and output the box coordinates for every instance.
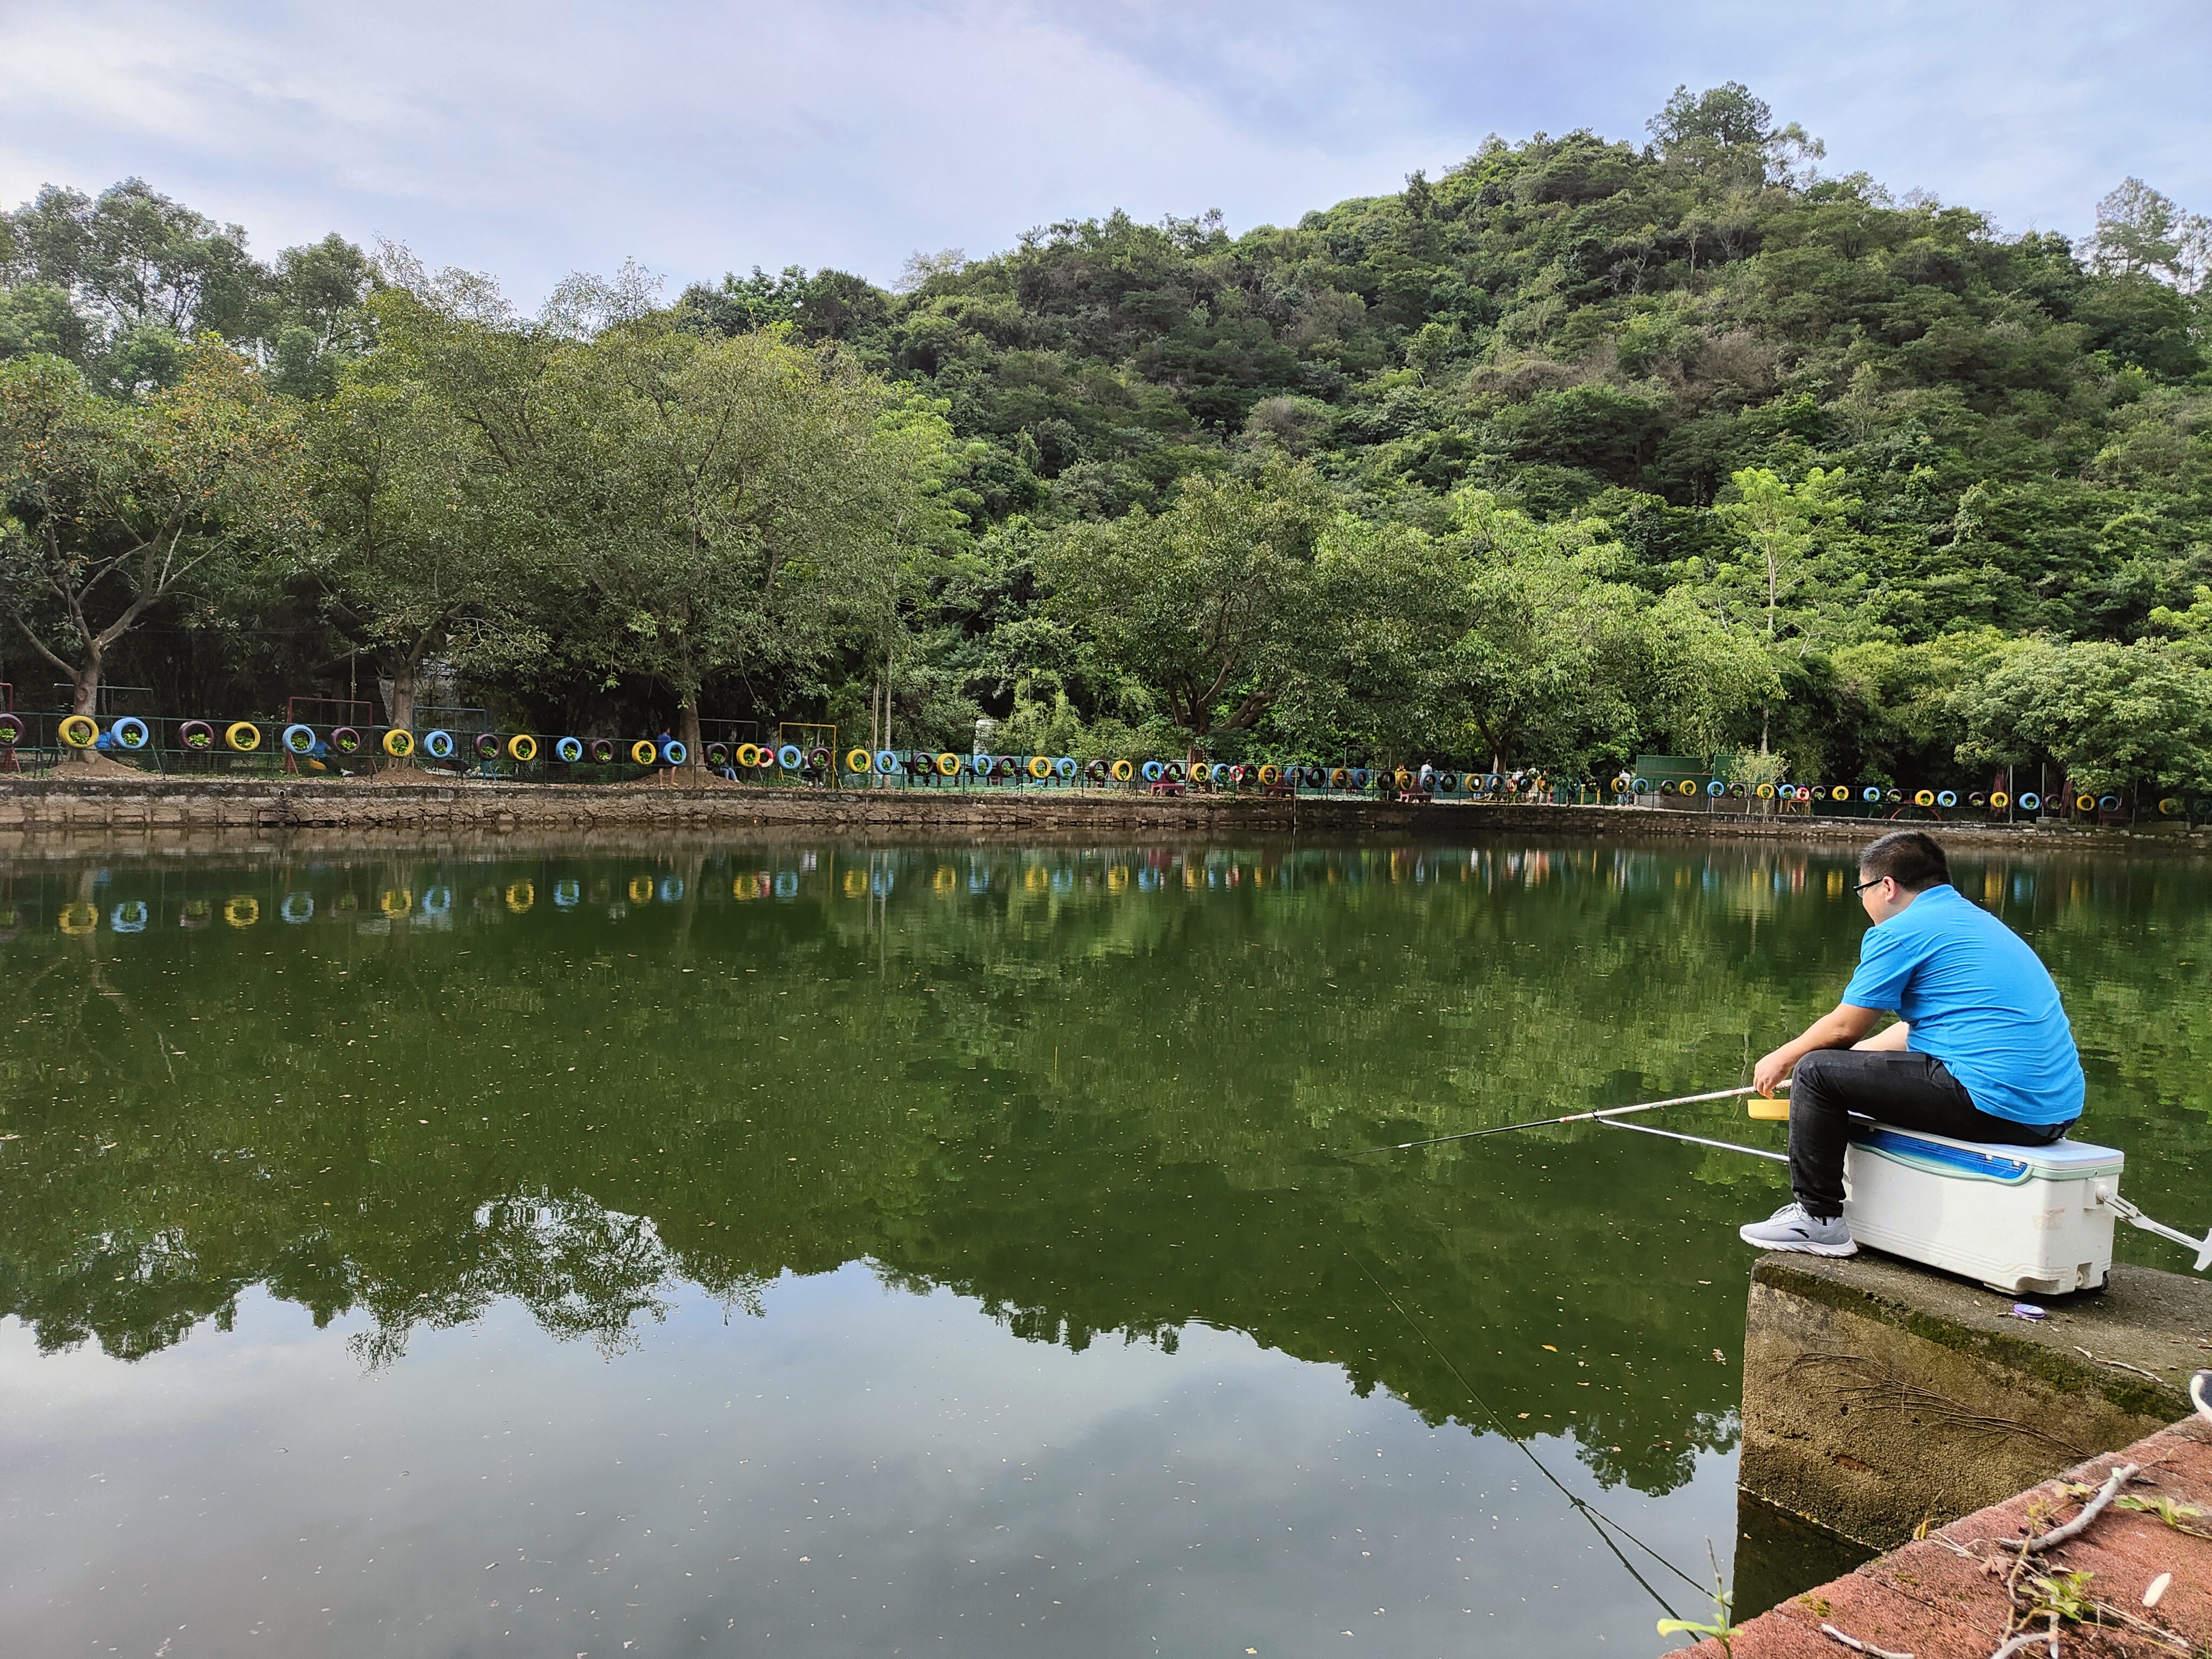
[1361,1084,1783,1156]
[1333,1232,1700,1615]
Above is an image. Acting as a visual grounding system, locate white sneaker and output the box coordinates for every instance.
[1738,1202,1857,1257]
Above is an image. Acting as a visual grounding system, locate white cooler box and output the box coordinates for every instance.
[1842,1124,2123,1296]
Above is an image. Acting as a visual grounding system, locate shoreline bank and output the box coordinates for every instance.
[3,774,2208,856]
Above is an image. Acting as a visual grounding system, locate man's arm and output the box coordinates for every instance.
[1754,1004,1887,1096]
[1852,1020,1911,1053]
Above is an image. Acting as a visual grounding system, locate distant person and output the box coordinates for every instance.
[1739,830,2084,1257]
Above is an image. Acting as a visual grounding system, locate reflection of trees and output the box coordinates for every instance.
[2,840,2206,1498]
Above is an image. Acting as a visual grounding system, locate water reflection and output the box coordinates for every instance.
[1,839,2207,1651]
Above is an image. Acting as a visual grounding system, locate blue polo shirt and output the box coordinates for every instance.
[1841,884,2084,1126]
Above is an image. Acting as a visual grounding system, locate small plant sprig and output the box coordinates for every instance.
[1656,1540,1739,1652]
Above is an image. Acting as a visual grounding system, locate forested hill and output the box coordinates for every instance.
[4,85,2210,790]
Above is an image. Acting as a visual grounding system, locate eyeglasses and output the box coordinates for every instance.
[1851,875,1889,895]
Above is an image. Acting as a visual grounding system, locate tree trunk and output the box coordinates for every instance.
[64,658,101,763]
[385,657,417,736]
[680,703,704,777]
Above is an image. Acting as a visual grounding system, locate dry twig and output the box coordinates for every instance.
[2000,1463,2140,1554]
[1819,1622,1913,1658]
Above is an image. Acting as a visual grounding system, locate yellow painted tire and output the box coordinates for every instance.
[1756,784,1775,799]
[1393,768,1412,789]
[2160,797,2182,815]
[1831,785,1849,801]
[936,751,960,777]
[58,715,100,748]
[226,721,262,753]
[846,748,872,774]
[223,896,260,928]
[631,740,658,766]
[1990,792,2010,809]
[380,889,412,917]
[1914,790,1936,807]
[628,875,653,904]
[508,733,538,762]
[1259,765,1280,785]
[1112,759,1134,782]
[505,881,534,914]
[2076,794,2095,813]
[1028,756,1052,780]
[58,901,99,935]
[383,729,415,758]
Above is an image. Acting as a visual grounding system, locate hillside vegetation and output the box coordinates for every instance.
[4,85,2210,792]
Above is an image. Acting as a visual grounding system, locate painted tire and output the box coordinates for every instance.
[1327,767,1347,788]
[1256,764,1277,785]
[1968,792,1987,807]
[423,730,455,759]
[471,732,500,760]
[1143,761,1164,782]
[590,738,616,764]
[111,900,148,933]
[1390,769,1408,789]
[1862,786,1881,803]
[505,882,534,914]
[1830,785,1848,801]
[223,896,260,928]
[554,880,582,907]
[734,744,757,767]
[1112,759,1135,782]
[225,721,262,752]
[509,733,538,762]
[0,713,22,745]
[1084,759,1108,783]
[705,742,729,767]
[328,726,362,754]
[1937,790,1957,808]
[112,716,150,750]
[1627,776,1646,793]
[1884,789,1902,803]
[632,740,659,765]
[279,893,314,924]
[937,752,961,777]
[778,745,803,770]
[1055,757,1077,780]
[845,748,868,773]
[2076,794,2095,812]
[283,723,317,754]
[1436,771,1458,792]
[1028,756,1051,780]
[2160,797,2182,816]
[661,740,689,766]
[2019,793,2041,811]
[556,736,585,762]
[2097,794,2120,813]
[1304,766,1325,787]
[875,748,899,774]
[629,875,654,904]
[1912,789,1934,807]
[992,757,1015,779]
[1164,763,1185,783]
[176,719,213,750]
[806,747,829,772]
[59,901,99,935]
[1991,792,2011,810]
[383,728,416,758]
[58,715,100,748]
[1753,783,1772,799]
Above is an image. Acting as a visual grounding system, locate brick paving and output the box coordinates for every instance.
[1674,1417,2212,1657]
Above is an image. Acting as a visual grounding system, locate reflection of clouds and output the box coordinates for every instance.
[0,1269,1741,1656]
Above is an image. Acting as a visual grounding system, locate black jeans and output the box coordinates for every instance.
[1788,1047,2074,1218]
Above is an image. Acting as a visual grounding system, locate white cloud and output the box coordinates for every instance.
[2,0,2206,302]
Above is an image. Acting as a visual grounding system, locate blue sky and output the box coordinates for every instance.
[3,0,2207,304]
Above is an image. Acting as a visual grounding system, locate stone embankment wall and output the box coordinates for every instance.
[4,774,2207,856]
[1741,1252,2211,1549]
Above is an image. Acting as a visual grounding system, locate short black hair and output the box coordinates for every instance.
[1858,830,1950,892]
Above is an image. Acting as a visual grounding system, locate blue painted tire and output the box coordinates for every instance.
[660,739,689,765]
[1142,760,1163,781]
[1937,790,1958,808]
[1055,757,1077,780]
[556,736,584,762]
[875,748,899,774]
[777,744,802,770]
[112,716,151,750]
[424,730,456,759]
[2019,792,2041,812]
[1862,786,1881,802]
[283,723,317,754]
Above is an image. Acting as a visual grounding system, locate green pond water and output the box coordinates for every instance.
[2,837,2208,1657]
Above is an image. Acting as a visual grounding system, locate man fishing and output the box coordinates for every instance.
[1739,829,2085,1257]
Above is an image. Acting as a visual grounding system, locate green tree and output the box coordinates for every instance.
[0,345,304,723]
[1953,637,2212,794]
[1048,460,1334,751]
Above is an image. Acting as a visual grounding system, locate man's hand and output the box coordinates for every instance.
[1754,1047,1793,1097]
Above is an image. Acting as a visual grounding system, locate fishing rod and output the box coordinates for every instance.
[1364,1083,1787,1155]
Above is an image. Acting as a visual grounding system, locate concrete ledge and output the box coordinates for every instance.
[5,775,2207,854]
[1741,1252,2212,1549]
[1683,1415,2212,1657]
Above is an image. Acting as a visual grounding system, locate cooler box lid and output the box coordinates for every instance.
[1847,1123,2124,1185]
